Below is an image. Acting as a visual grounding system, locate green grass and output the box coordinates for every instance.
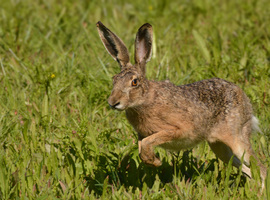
[0,0,270,199]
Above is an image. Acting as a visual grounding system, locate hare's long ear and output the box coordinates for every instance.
[96,21,130,69]
[134,23,153,74]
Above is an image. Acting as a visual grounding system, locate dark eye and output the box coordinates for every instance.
[131,79,138,86]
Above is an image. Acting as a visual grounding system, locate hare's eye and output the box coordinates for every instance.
[131,79,138,86]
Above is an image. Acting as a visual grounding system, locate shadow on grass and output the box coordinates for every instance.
[84,149,248,196]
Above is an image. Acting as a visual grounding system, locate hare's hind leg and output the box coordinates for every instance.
[208,141,251,178]
[241,119,267,184]
[208,119,253,178]
[209,119,266,184]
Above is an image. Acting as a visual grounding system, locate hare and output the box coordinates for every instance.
[96,21,266,185]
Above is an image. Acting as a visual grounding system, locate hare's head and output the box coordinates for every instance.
[97,21,153,110]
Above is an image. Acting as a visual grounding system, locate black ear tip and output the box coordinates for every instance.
[144,23,152,27]
[138,23,152,32]
[96,21,103,27]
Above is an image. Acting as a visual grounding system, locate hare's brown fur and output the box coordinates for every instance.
[96,21,266,186]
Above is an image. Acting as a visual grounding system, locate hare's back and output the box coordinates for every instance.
[179,78,253,120]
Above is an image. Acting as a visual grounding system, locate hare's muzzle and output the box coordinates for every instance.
[108,95,124,110]
[108,89,126,110]
[108,102,120,109]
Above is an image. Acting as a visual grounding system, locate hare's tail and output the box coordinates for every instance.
[252,115,262,134]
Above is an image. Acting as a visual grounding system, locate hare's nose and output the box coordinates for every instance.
[109,102,120,109]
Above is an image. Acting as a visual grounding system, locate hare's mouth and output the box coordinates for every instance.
[114,103,125,110]
[109,102,125,111]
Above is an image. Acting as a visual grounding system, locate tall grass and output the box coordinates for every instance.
[0,0,269,199]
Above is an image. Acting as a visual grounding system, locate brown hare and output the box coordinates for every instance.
[96,21,266,185]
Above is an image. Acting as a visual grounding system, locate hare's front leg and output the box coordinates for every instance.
[138,130,177,167]
[138,138,162,167]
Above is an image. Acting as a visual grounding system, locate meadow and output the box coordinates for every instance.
[0,0,270,199]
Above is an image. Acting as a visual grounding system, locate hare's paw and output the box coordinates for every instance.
[152,156,162,167]
[139,151,162,167]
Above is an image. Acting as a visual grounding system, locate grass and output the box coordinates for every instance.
[0,0,270,199]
